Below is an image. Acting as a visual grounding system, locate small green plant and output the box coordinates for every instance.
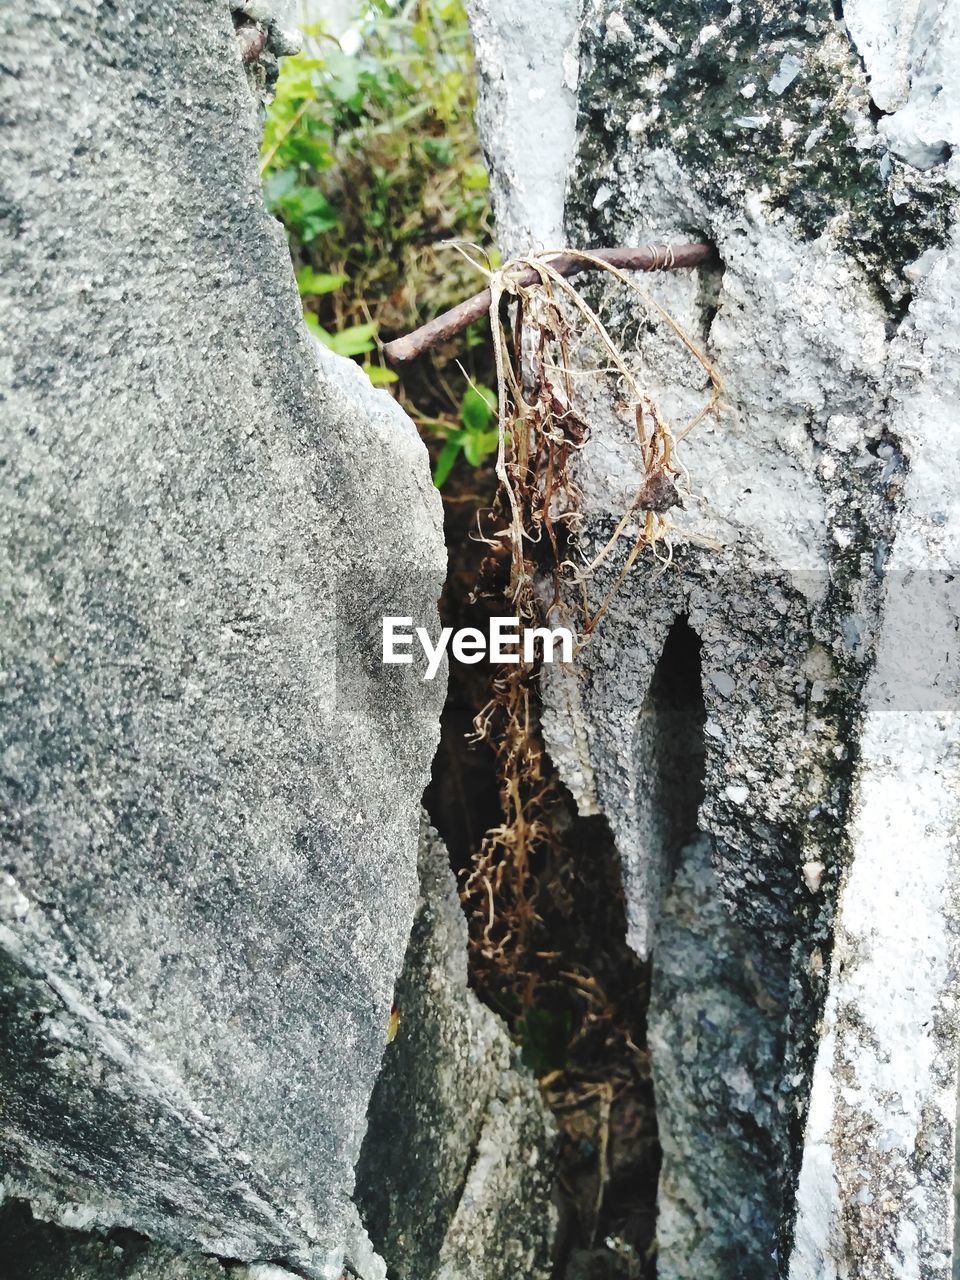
[430,383,498,487]
[261,33,385,364]
[260,1,495,461]
[296,267,346,295]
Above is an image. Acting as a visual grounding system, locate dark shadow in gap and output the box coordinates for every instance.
[647,618,791,1279]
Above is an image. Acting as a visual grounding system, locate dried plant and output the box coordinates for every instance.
[453,243,721,993]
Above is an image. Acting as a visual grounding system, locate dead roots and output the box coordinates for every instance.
[455,243,720,996]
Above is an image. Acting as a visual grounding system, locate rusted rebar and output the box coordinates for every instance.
[381,242,715,364]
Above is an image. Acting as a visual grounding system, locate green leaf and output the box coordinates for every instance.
[281,133,333,174]
[303,313,377,360]
[460,383,496,433]
[433,438,462,488]
[423,137,454,166]
[302,310,329,341]
[364,363,399,385]
[324,50,363,106]
[263,168,299,202]
[324,322,378,357]
[296,267,347,296]
[463,162,490,190]
[462,431,484,466]
[266,180,338,242]
[293,189,339,241]
[462,429,498,466]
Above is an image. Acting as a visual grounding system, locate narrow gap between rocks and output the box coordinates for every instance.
[423,510,705,1280]
[422,527,657,1277]
[254,9,715,1274]
[635,617,707,902]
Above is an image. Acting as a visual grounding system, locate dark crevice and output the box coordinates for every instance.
[421,461,664,1279]
[883,286,916,339]
[422,615,708,1279]
[633,617,707,917]
[548,806,659,1280]
[421,461,500,867]
[693,261,724,350]
[0,1201,311,1279]
[644,617,795,1279]
[0,1201,232,1278]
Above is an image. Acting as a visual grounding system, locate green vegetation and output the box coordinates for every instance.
[428,382,499,485]
[260,0,498,463]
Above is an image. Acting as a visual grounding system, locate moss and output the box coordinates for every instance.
[572,0,953,308]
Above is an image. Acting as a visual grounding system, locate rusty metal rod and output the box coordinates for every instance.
[381,242,715,364]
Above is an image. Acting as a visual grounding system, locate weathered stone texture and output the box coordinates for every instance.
[355,819,556,1280]
[0,3,444,1277]
[470,0,960,1276]
[0,1202,230,1280]
[650,834,788,1278]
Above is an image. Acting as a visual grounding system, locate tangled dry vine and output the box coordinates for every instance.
[405,242,723,999]
[391,244,721,1024]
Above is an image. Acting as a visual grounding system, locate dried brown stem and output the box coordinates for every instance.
[381,242,715,363]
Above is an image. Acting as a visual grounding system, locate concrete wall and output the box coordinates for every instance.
[469,0,960,1274]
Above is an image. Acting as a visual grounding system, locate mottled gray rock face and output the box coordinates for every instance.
[355,819,556,1280]
[0,1201,318,1280]
[649,834,789,1278]
[0,4,444,1278]
[470,0,960,1276]
[0,1202,230,1280]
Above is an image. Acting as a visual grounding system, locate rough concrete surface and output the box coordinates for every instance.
[0,1199,315,1280]
[466,0,580,256]
[649,834,789,1278]
[0,1201,230,1280]
[470,0,960,1275]
[355,819,556,1280]
[0,3,444,1278]
[789,231,960,1280]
